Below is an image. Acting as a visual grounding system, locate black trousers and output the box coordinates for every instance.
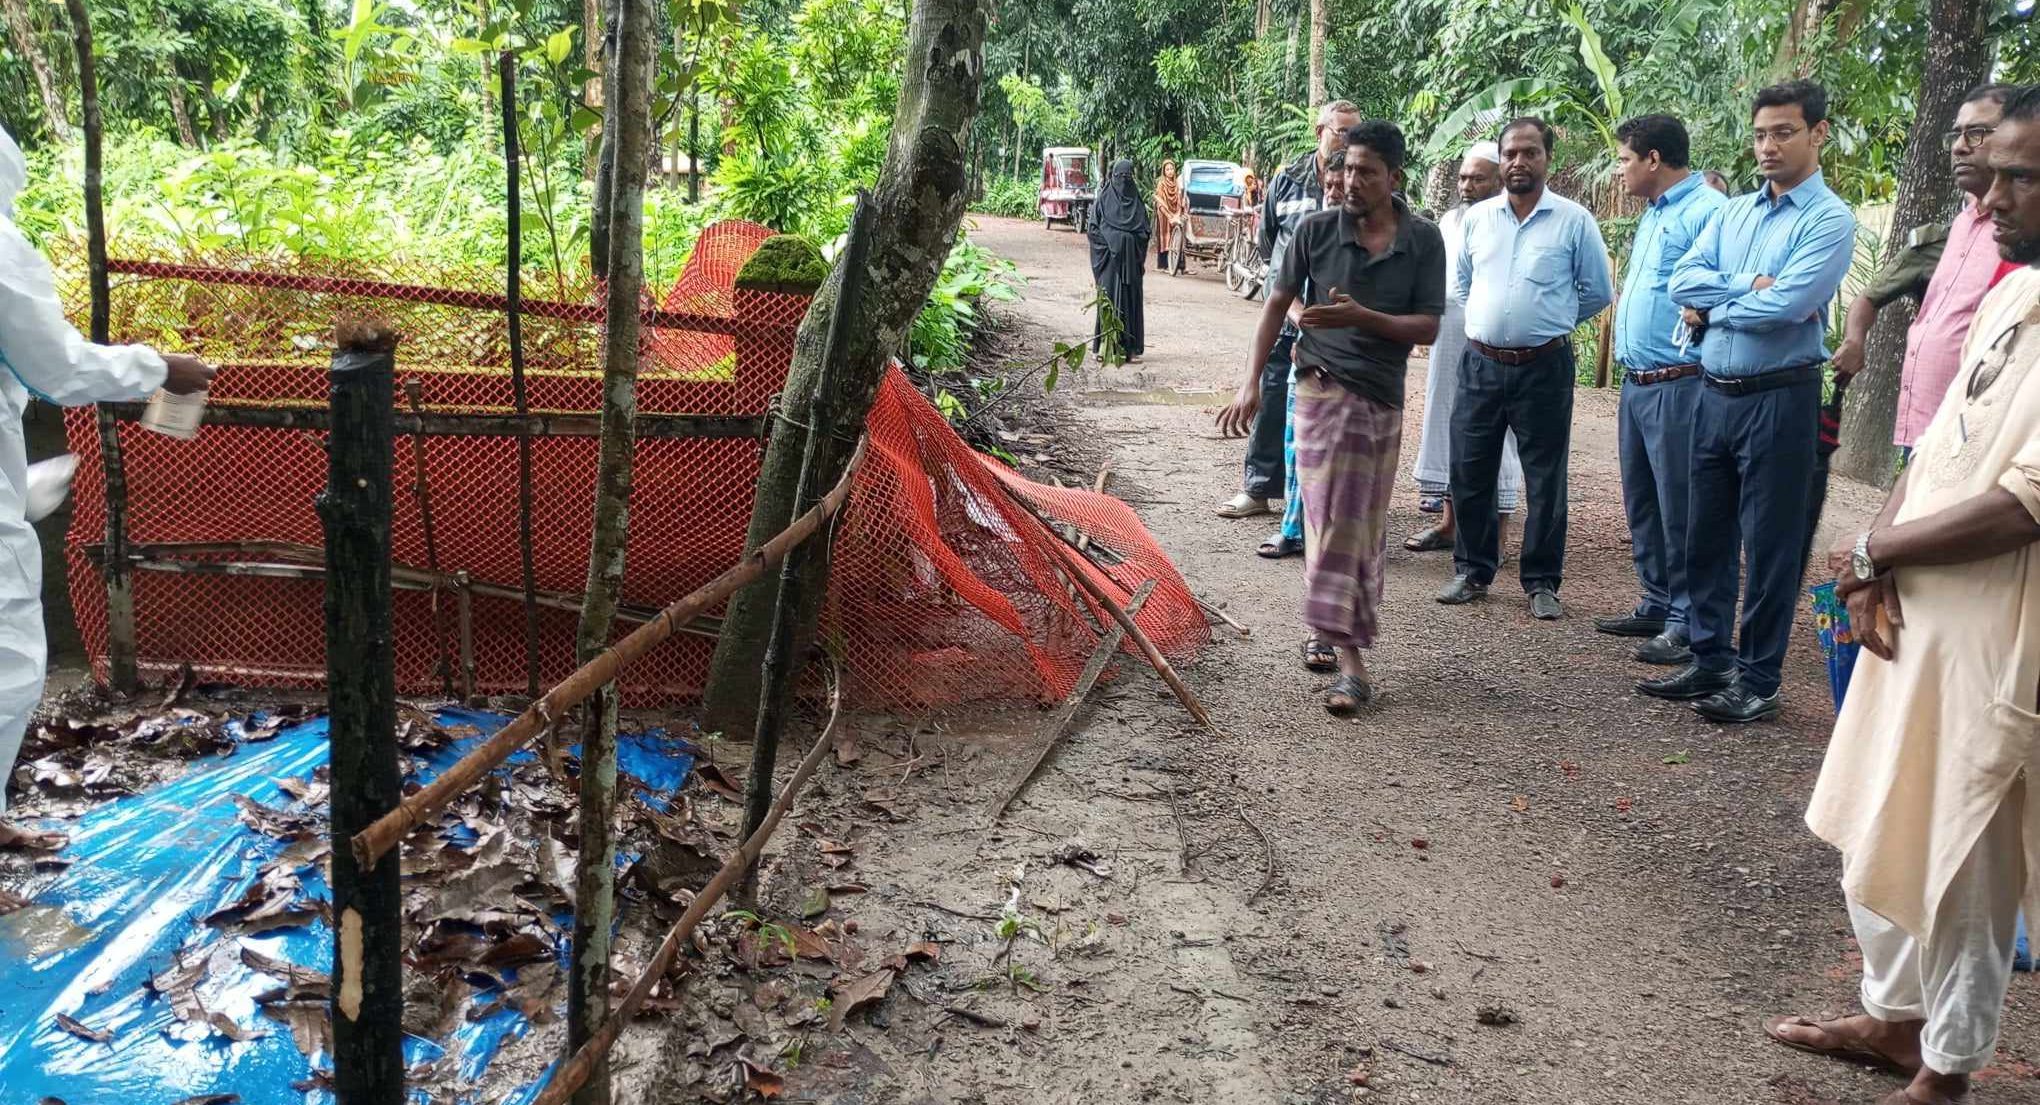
[1449,342,1574,593]
[1242,327,1296,499]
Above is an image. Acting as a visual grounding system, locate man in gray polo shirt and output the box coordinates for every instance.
[1218,120,1447,716]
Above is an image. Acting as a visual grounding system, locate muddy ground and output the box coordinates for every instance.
[13,214,2040,1105]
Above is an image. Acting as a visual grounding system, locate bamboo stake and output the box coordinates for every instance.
[348,438,867,869]
[501,49,542,699]
[985,580,1155,824]
[63,0,136,692]
[993,479,1212,727]
[529,668,844,1105]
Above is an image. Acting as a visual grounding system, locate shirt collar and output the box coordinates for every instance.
[1338,194,1415,258]
[1759,168,1831,209]
[1649,172,1705,211]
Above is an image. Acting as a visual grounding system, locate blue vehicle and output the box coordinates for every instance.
[1169,159,1262,296]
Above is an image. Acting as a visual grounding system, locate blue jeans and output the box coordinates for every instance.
[1686,374,1821,698]
[1617,374,1701,631]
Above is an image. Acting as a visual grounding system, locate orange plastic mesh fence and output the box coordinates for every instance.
[61,223,1207,706]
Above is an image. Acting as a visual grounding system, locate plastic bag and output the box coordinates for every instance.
[24,453,77,522]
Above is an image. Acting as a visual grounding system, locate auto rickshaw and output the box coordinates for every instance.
[1168,159,1263,296]
[1038,147,1094,231]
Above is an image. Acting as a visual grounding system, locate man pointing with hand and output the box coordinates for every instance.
[1219,119,1445,716]
[0,124,214,848]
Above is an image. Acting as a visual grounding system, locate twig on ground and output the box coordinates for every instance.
[1238,803,1277,905]
[1167,981,1250,1002]
[1091,464,1111,493]
[903,982,1010,1029]
[1380,1037,1455,1066]
[1196,596,1251,637]
[1167,787,1199,875]
[1453,939,1503,963]
[917,900,1000,922]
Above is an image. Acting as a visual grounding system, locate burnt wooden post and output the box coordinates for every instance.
[320,321,405,1105]
[62,0,137,692]
[740,195,873,853]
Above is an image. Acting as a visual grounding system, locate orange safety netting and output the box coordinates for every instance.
[60,223,1206,707]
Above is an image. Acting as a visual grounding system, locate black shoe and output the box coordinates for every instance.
[1529,590,1562,620]
[1694,685,1780,724]
[1633,631,1694,666]
[1436,576,1488,605]
[1636,663,1735,700]
[1595,613,1668,638]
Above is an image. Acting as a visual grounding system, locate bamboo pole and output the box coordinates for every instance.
[739,193,873,855]
[501,49,542,699]
[530,671,844,1105]
[319,322,405,1105]
[63,0,136,692]
[347,436,867,867]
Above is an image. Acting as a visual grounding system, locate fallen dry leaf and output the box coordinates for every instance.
[1615,796,1633,814]
[1408,959,1433,974]
[740,1059,784,1099]
[54,1013,112,1044]
[903,941,941,964]
[693,762,742,801]
[1510,795,1529,813]
[792,928,834,962]
[150,950,211,1023]
[1550,874,1567,889]
[0,888,28,915]
[204,1011,264,1042]
[827,967,897,1032]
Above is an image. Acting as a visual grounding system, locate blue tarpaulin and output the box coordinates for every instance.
[0,708,694,1105]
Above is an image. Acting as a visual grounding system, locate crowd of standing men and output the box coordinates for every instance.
[1215,79,2040,1104]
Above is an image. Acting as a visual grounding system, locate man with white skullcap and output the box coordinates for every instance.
[1404,141,1525,557]
[0,125,213,848]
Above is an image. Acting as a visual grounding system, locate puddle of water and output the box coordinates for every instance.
[0,903,93,959]
[1080,387,1224,407]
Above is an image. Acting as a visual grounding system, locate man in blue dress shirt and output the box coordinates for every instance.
[1649,80,1857,723]
[1600,115,1725,667]
[1437,117,1614,620]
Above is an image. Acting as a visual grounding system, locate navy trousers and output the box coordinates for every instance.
[1685,375,1821,698]
[1449,342,1574,594]
[1243,328,1297,499]
[1617,374,1701,630]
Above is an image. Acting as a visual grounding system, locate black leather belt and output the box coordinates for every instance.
[1702,362,1824,396]
[1625,363,1701,386]
[1468,337,1565,366]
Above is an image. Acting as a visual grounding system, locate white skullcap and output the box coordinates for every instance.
[1464,141,1500,166]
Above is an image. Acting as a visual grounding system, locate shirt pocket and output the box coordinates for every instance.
[1519,246,1569,287]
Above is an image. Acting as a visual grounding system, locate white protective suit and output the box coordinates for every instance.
[0,126,168,813]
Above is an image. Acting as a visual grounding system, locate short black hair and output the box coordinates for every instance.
[1752,79,1829,126]
[1344,119,1407,175]
[2005,84,2040,123]
[1498,116,1554,154]
[1325,147,1347,171]
[1615,114,1691,169]
[1967,83,2024,109]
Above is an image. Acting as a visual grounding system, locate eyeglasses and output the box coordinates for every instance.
[1752,126,1804,146]
[1942,124,1998,150]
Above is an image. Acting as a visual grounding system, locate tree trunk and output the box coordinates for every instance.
[1284,9,1299,99]
[590,0,621,279]
[3,0,67,141]
[565,0,651,1095]
[701,0,990,735]
[583,0,605,178]
[1307,0,1327,107]
[166,74,199,147]
[1254,0,1269,38]
[1832,0,1990,488]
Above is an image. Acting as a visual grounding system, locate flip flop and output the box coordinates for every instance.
[1301,635,1336,672]
[1259,535,1304,559]
[1761,1015,1921,1076]
[1403,527,1452,552]
[1325,674,1373,716]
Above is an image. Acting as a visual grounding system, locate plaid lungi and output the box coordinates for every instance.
[1292,370,1402,648]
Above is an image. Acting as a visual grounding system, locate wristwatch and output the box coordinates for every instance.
[1851,532,1877,582]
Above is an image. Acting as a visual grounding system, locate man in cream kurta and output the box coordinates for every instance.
[1766,88,2040,1105]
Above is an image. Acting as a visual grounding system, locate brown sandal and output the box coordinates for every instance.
[1761,1014,1921,1076]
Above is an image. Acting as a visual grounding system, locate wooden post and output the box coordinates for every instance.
[740,194,873,855]
[62,0,136,692]
[501,50,542,699]
[319,321,405,1105]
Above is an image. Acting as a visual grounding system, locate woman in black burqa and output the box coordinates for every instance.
[1087,158,1148,361]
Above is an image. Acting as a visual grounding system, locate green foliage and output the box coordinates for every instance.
[972,176,1039,219]
[910,237,1021,372]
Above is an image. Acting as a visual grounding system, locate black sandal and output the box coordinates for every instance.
[1403,526,1452,552]
[1259,534,1304,559]
[1301,635,1337,672]
[1325,674,1373,716]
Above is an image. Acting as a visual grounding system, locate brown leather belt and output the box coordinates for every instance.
[1625,363,1700,386]
[1468,337,1564,366]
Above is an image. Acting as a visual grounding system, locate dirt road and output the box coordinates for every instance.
[777,215,2038,1105]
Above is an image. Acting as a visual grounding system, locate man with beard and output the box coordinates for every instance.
[1405,141,1526,557]
[1764,81,2040,1105]
[1216,100,1363,523]
[1651,80,1856,723]
[1217,121,1445,715]
[1600,114,1724,667]
[1436,117,1613,620]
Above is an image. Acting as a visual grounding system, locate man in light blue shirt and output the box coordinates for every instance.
[1437,117,1614,621]
[1599,114,1725,669]
[1647,80,1857,724]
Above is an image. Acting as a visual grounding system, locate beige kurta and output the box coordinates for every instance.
[1807,265,2040,944]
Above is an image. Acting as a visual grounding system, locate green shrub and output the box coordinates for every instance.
[973,176,1038,220]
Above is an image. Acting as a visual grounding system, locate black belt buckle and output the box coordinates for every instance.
[1709,374,1749,396]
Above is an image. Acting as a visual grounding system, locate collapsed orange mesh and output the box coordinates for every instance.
[59,224,1206,707]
